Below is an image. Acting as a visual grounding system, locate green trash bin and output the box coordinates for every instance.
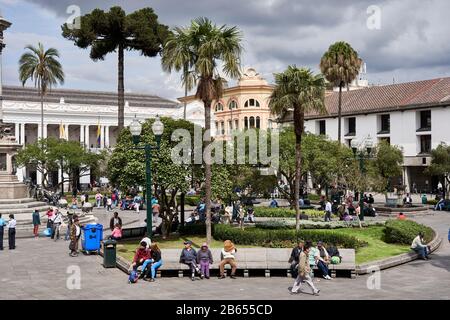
[421,195,427,205]
[103,240,117,268]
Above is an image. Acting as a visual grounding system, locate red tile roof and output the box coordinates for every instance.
[307,77,450,118]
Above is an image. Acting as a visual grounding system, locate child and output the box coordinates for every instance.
[7,214,17,250]
[110,223,122,240]
[130,241,151,272]
[197,243,213,279]
[180,240,203,281]
[106,197,112,212]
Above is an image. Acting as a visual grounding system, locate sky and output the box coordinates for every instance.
[0,0,449,101]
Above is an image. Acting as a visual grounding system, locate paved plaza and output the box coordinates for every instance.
[0,210,449,300]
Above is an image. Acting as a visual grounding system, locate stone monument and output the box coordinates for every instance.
[0,15,27,199]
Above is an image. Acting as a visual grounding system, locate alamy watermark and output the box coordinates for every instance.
[366,265,381,290]
[66,265,81,290]
[367,5,382,30]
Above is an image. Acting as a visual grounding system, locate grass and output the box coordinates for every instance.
[332,227,411,264]
[116,235,259,261]
[116,226,411,265]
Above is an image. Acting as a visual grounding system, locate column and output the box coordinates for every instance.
[65,124,69,141]
[80,125,85,145]
[37,124,42,140]
[100,126,105,149]
[20,123,25,145]
[14,123,19,143]
[403,166,410,194]
[43,123,48,139]
[85,125,90,149]
[105,126,110,148]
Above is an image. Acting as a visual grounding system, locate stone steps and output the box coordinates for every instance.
[0,201,50,210]
[0,198,36,205]
[0,205,50,216]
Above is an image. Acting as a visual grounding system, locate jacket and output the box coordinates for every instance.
[298,251,311,277]
[180,248,197,263]
[32,212,41,225]
[133,248,151,263]
[151,250,162,262]
[288,246,302,263]
[197,249,213,264]
[110,217,123,231]
[221,248,236,260]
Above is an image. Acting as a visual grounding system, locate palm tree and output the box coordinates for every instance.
[320,42,362,143]
[269,66,325,231]
[162,17,242,244]
[18,42,64,145]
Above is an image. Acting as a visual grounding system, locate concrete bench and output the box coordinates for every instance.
[153,248,356,278]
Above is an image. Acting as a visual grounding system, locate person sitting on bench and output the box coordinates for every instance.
[180,240,203,281]
[130,241,151,272]
[403,193,413,207]
[411,232,431,260]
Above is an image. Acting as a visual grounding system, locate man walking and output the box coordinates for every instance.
[324,198,332,222]
[291,243,320,295]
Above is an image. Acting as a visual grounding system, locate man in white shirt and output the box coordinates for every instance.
[324,199,332,222]
[6,214,16,250]
[411,232,430,260]
[51,210,63,240]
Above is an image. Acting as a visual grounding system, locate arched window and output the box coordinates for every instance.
[215,102,224,112]
[228,100,238,110]
[249,117,255,128]
[256,116,261,129]
[244,99,260,108]
[234,119,239,130]
[215,122,219,135]
[244,117,249,129]
[220,122,225,135]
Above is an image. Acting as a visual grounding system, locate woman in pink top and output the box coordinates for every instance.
[110,223,122,240]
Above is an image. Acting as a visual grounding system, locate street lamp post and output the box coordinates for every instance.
[129,115,164,238]
[351,136,374,221]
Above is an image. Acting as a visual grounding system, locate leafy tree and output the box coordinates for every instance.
[62,6,170,131]
[16,138,104,191]
[269,66,326,231]
[161,17,243,244]
[425,143,450,199]
[18,42,64,183]
[108,117,199,238]
[320,42,362,143]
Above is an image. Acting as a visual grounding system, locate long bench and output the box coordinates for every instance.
[144,248,356,278]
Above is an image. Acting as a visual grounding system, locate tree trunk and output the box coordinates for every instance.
[204,100,212,244]
[184,85,187,120]
[338,83,343,144]
[40,91,45,186]
[293,105,304,231]
[117,44,125,132]
[180,192,185,226]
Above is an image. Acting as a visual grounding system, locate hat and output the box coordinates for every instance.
[184,240,192,245]
[201,242,208,248]
[224,240,235,252]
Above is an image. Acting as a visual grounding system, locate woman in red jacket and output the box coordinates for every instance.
[130,241,151,272]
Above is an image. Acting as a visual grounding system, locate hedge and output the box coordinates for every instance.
[255,219,386,230]
[213,224,367,249]
[383,220,434,245]
[176,195,201,207]
[253,207,325,219]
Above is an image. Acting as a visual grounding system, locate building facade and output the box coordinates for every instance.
[279,78,450,193]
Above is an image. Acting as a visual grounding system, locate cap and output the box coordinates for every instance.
[201,242,208,248]
[184,240,192,245]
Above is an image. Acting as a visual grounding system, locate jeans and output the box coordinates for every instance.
[96,199,101,208]
[324,211,332,222]
[200,260,210,277]
[51,223,61,240]
[8,228,16,249]
[184,261,201,276]
[142,259,153,273]
[291,274,318,294]
[147,260,163,279]
[414,246,429,259]
[317,260,330,277]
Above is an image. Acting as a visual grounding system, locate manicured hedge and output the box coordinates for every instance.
[427,199,438,205]
[254,207,325,219]
[383,220,434,245]
[255,219,385,230]
[213,224,367,249]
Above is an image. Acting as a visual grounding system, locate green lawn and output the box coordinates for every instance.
[117,226,411,265]
[332,227,411,264]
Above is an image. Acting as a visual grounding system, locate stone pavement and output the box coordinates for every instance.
[0,210,449,300]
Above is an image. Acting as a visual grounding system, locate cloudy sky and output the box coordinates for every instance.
[0,0,449,100]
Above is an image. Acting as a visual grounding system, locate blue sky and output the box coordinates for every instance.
[1,0,450,100]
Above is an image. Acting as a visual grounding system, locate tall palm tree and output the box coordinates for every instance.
[18,42,64,144]
[162,17,242,244]
[269,66,325,231]
[320,42,362,143]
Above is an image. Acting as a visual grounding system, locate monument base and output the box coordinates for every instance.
[0,134,28,199]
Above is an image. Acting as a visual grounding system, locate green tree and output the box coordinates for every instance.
[108,117,199,237]
[425,143,450,199]
[320,42,362,143]
[18,43,65,156]
[161,17,243,244]
[269,67,326,231]
[15,138,103,191]
[62,6,170,131]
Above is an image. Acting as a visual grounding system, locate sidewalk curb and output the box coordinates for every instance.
[356,229,442,275]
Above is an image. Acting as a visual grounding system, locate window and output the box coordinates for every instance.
[249,117,255,128]
[228,100,238,110]
[234,120,239,130]
[420,135,431,154]
[346,117,356,136]
[256,117,261,129]
[418,110,431,131]
[228,120,232,134]
[220,122,225,135]
[268,120,273,130]
[244,117,249,129]
[0,153,6,171]
[379,114,390,133]
[317,120,326,135]
[215,122,219,135]
[244,99,260,108]
[215,103,224,112]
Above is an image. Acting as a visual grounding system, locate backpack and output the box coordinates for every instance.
[128,270,139,284]
[331,256,341,264]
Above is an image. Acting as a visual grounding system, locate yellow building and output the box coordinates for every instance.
[178,68,278,139]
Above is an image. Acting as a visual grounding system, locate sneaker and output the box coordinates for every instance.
[230,275,237,279]
[324,275,332,280]
[200,273,205,279]
[313,290,320,296]
[149,278,156,282]
[218,275,226,279]
[205,276,210,279]
[191,277,195,281]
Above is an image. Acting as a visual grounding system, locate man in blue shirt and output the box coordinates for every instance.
[0,213,5,250]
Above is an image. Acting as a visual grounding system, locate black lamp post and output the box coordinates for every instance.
[351,136,374,221]
[129,115,164,238]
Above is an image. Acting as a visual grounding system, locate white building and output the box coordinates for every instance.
[279,77,450,193]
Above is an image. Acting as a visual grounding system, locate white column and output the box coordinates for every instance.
[65,124,69,141]
[100,126,105,149]
[403,166,410,194]
[105,126,110,148]
[14,123,19,143]
[20,123,25,145]
[43,123,48,139]
[85,125,90,149]
[37,123,42,140]
[80,125,85,145]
